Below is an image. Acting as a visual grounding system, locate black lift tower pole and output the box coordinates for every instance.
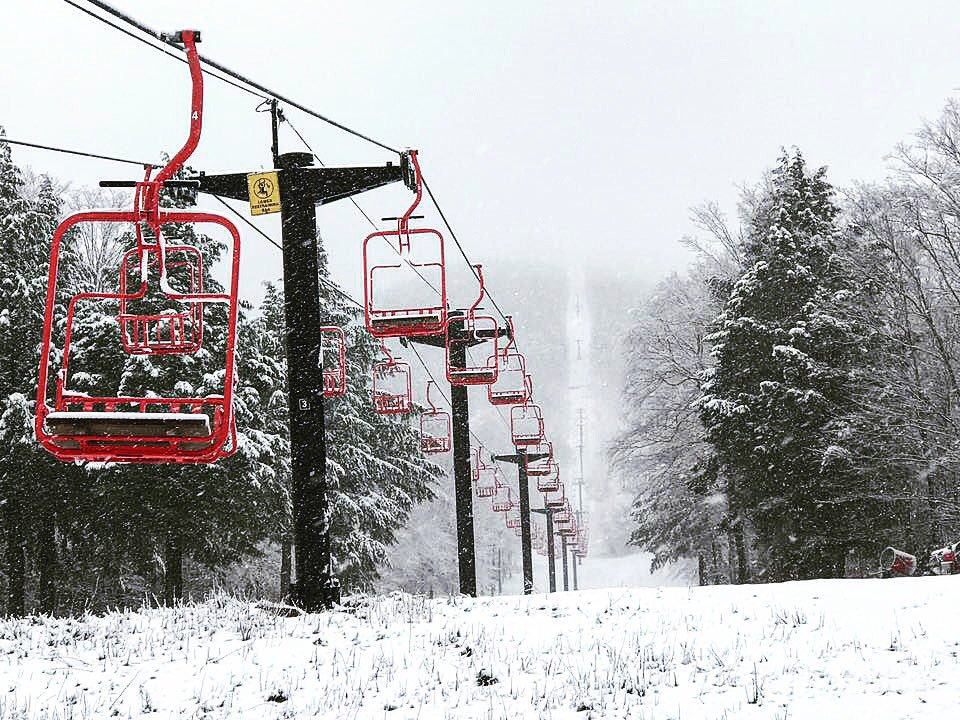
[189,145,410,611]
[530,505,556,593]
[494,448,548,595]
[408,319,509,597]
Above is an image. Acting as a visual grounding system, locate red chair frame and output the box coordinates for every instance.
[511,396,544,446]
[491,487,514,513]
[544,481,566,509]
[321,326,347,398]
[445,265,499,386]
[419,381,451,454]
[574,527,588,557]
[372,341,412,415]
[536,461,561,493]
[487,318,528,406]
[35,31,240,465]
[363,150,447,338]
[118,245,204,355]
[475,467,499,498]
[526,441,553,476]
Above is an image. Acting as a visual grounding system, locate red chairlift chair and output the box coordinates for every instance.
[544,481,566,509]
[320,326,347,398]
[472,446,486,482]
[505,510,521,529]
[536,461,561,493]
[445,265,499,385]
[491,487,514,513]
[555,502,575,532]
[532,526,545,553]
[574,527,588,557]
[372,341,412,414]
[363,150,447,338]
[475,467,500,498]
[118,244,204,354]
[487,317,529,406]
[419,381,451,454]
[511,385,544,446]
[35,30,241,465]
[526,441,553,476]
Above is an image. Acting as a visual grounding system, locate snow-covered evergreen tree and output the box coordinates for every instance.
[698,150,873,581]
[0,135,83,614]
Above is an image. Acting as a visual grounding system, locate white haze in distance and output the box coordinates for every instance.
[3,1,960,304]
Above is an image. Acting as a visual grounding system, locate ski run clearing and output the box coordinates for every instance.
[2,572,958,720]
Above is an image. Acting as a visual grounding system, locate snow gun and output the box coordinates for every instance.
[879,542,960,578]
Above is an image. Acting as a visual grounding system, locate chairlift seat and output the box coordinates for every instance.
[537,462,561,492]
[445,311,499,386]
[544,482,566,509]
[45,410,210,438]
[511,403,544,446]
[420,409,451,454]
[449,368,498,383]
[369,310,444,337]
[372,359,412,415]
[488,351,527,406]
[526,442,553,476]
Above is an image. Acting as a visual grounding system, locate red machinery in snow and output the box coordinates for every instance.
[879,542,960,578]
[35,31,241,465]
[362,150,447,339]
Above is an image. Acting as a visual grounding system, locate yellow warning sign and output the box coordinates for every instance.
[247,171,281,216]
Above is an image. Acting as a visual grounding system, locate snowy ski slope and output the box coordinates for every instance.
[2,570,958,719]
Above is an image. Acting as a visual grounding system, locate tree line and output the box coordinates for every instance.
[0,134,441,616]
[615,100,960,583]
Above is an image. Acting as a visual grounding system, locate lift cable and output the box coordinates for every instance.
[283,116,378,231]
[210,194,365,312]
[282,115,443,297]
[420,175,511,328]
[1,137,156,168]
[65,0,401,155]
[60,0,266,101]
[406,342,504,457]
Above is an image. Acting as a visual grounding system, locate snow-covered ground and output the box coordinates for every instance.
[499,551,695,595]
[3,573,959,719]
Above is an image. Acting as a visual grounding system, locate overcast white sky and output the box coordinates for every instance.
[3,0,960,304]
